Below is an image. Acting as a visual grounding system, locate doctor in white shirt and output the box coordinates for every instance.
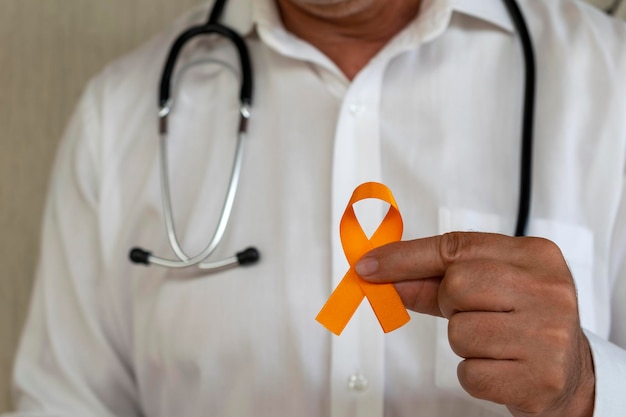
[6,0,626,416]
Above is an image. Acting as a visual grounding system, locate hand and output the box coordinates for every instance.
[356,232,595,417]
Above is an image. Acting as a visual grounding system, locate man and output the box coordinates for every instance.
[5,0,626,416]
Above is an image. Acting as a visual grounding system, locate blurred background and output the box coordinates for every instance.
[0,0,624,412]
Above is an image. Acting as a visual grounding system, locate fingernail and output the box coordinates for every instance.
[355,256,379,277]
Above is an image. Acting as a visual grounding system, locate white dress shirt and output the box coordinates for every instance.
[6,0,626,416]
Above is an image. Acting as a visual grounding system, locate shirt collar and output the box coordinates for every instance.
[204,0,255,36]
[449,0,516,33]
[216,0,284,37]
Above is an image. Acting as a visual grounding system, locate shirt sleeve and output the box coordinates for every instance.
[3,77,141,417]
[588,175,626,416]
[585,331,626,417]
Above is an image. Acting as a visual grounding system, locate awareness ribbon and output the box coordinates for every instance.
[316,182,410,335]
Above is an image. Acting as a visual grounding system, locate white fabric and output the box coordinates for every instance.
[6,0,626,416]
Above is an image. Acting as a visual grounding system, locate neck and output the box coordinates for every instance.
[276,0,421,80]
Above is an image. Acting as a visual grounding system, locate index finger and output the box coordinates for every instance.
[355,232,547,282]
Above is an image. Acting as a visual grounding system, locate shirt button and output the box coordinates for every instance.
[349,103,365,117]
[347,373,369,392]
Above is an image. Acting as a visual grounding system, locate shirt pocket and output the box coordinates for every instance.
[434,207,595,414]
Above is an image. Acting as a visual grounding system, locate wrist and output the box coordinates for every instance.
[559,333,596,417]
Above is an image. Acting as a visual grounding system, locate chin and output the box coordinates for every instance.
[286,0,376,18]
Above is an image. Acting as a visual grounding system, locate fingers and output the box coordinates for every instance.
[393,259,522,317]
[447,309,593,414]
[447,307,581,366]
[352,231,594,415]
[356,232,563,283]
[457,357,579,415]
[357,231,571,319]
[448,312,520,360]
[456,359,543,411]
[456,333,583,414]
[437,259,530,317]
[393,278,442,317]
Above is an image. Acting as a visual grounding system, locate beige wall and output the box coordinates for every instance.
[0,0,625,413]
[0,0,202,411]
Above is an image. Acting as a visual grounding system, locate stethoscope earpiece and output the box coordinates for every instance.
[129,246,259,269]
[129,248,151,265]
[237,247,260,265]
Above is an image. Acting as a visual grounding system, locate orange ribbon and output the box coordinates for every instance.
[316,182,410,335]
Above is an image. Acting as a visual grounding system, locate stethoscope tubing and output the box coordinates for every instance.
[606,0,624,16]
[501,0,536,237]
[152,128,246,268]
[159,24,253,112]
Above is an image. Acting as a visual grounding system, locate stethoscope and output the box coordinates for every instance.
[129,0,619,272]
[606,0,625,15]
[129,0,258,271]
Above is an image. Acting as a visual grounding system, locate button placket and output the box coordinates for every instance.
[330,66,386,417]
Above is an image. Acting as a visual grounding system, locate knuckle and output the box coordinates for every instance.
[548,327,575,350]
[447,316,466,357]
[439,265,463,295]
[439,232,468,265]
[543,278,579,314]
[458,362,542,412]
[438,266,466,318]
[526,236,564,263]
[557,282,579,312]
[543,367,569,395]
[457,361,493,397]
[532,364,570,409]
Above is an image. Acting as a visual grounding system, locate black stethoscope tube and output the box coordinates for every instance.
[158,24,253,111]
[502,0,536,237]
[209,0,228,23]
[606,0,624,16]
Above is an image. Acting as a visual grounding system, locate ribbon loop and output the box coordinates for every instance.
[316,182,410,335]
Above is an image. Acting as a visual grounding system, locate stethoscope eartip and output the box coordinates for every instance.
[129,247,152,265]
[236,247,260,266]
